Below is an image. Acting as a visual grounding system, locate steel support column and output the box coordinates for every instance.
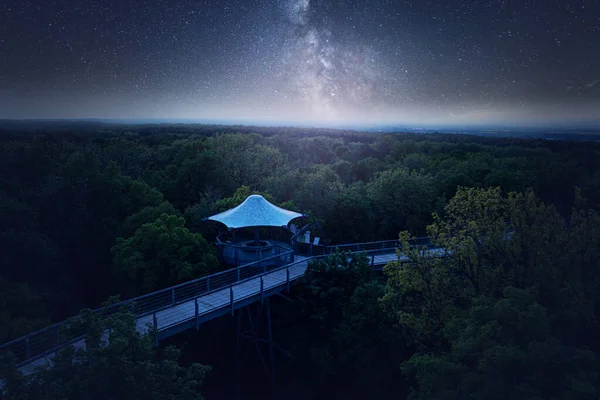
[234,298,290,398]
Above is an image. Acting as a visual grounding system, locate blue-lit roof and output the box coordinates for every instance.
[206,194,304,229]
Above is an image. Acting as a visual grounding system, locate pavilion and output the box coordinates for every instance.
[205,194,306,266]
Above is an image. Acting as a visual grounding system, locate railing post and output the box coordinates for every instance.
[56,326,60,355]
[371,254,375,267]
[153,312,158,346]
[230,286,234,316]
[260,276,264,303]
[382,241,385,249]
[235,247,239,267]
[286,268,290,292]
[237,267,240,281]
[206,276,210,292]
[171,288,175,305]
[25,337,30,360]
[195,298,199,330]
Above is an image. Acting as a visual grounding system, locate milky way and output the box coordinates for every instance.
[0,0,599,127]
[281,0,384,121]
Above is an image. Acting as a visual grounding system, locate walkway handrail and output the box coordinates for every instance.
[188,244,446,329]
[215,233,292,250]
[0,237,438,367]
[294,236,433,257]
[326,236,431,251]
[0,250,294,366]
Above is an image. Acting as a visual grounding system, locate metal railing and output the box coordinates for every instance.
[327,236,432,251]
[0,237,439,368]
[294,236,433,257]
[0,250,294,367]
[215,235,292,267]
[185,246,426,331]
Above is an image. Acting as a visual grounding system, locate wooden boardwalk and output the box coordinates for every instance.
[10,245,452,376]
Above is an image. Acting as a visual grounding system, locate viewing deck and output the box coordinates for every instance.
[215,234,294,267]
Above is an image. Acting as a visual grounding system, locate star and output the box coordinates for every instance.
[0,0,597,127]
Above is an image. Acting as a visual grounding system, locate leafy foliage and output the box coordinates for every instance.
[3,125,600,399]
[403,288,598,400]
[281,251,405,399]
[112,214,218,293]
[0,308,210,400]
[383,187,600,399]
[0,278,50,343]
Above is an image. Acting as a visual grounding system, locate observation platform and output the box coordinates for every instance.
[216,234,294,267]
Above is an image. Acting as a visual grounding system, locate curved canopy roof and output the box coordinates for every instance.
[206,194,305,229]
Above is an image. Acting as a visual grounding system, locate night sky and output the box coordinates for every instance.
[1,0,599,127]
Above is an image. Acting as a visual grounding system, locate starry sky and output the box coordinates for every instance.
[1,0,599,127]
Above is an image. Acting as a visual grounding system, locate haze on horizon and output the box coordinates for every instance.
[1,0,598,128]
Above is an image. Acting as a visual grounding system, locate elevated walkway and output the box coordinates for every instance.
[1,238,442,376]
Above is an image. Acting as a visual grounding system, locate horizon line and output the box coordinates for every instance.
[1,117,600,133]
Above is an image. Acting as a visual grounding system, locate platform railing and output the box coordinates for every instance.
[294,236,434,257]
[0,250,294,367]
[0,237,437,368]
[215,234,293,267]
[188,246,421,329]
[188,243,449,327]
[327,236,432,252]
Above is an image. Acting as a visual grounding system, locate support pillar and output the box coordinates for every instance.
[266,298,275,390]
[234,298,290,398]
[254,226,260,245]
[235,308,242,400]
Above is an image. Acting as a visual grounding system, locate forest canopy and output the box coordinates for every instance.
[1,124,600,399]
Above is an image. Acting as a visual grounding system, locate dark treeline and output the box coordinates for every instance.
[1,124,600,399]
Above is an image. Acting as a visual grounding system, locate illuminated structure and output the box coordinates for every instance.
[205,194,306,266]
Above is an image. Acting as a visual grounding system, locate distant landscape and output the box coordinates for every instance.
[2,119,600,140]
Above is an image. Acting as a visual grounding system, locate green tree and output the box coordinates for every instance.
[381,187,567,346]
[183,186,223,234]
[0,308,211,400]
[208,133,284,189]
[159,142,226,208]
[352,157,385,181]
[30,159,169,314]
[0,194,58,287]
[383,187,600,399]
[402,288,598,400]
[367,167,436,237]
[213,185,275,212]
[117,201,180,239]
[323,183,376,243]
[283,251,404,399]
[0,278,51,343]
[293,165,344,218]
[112,214,218,293]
